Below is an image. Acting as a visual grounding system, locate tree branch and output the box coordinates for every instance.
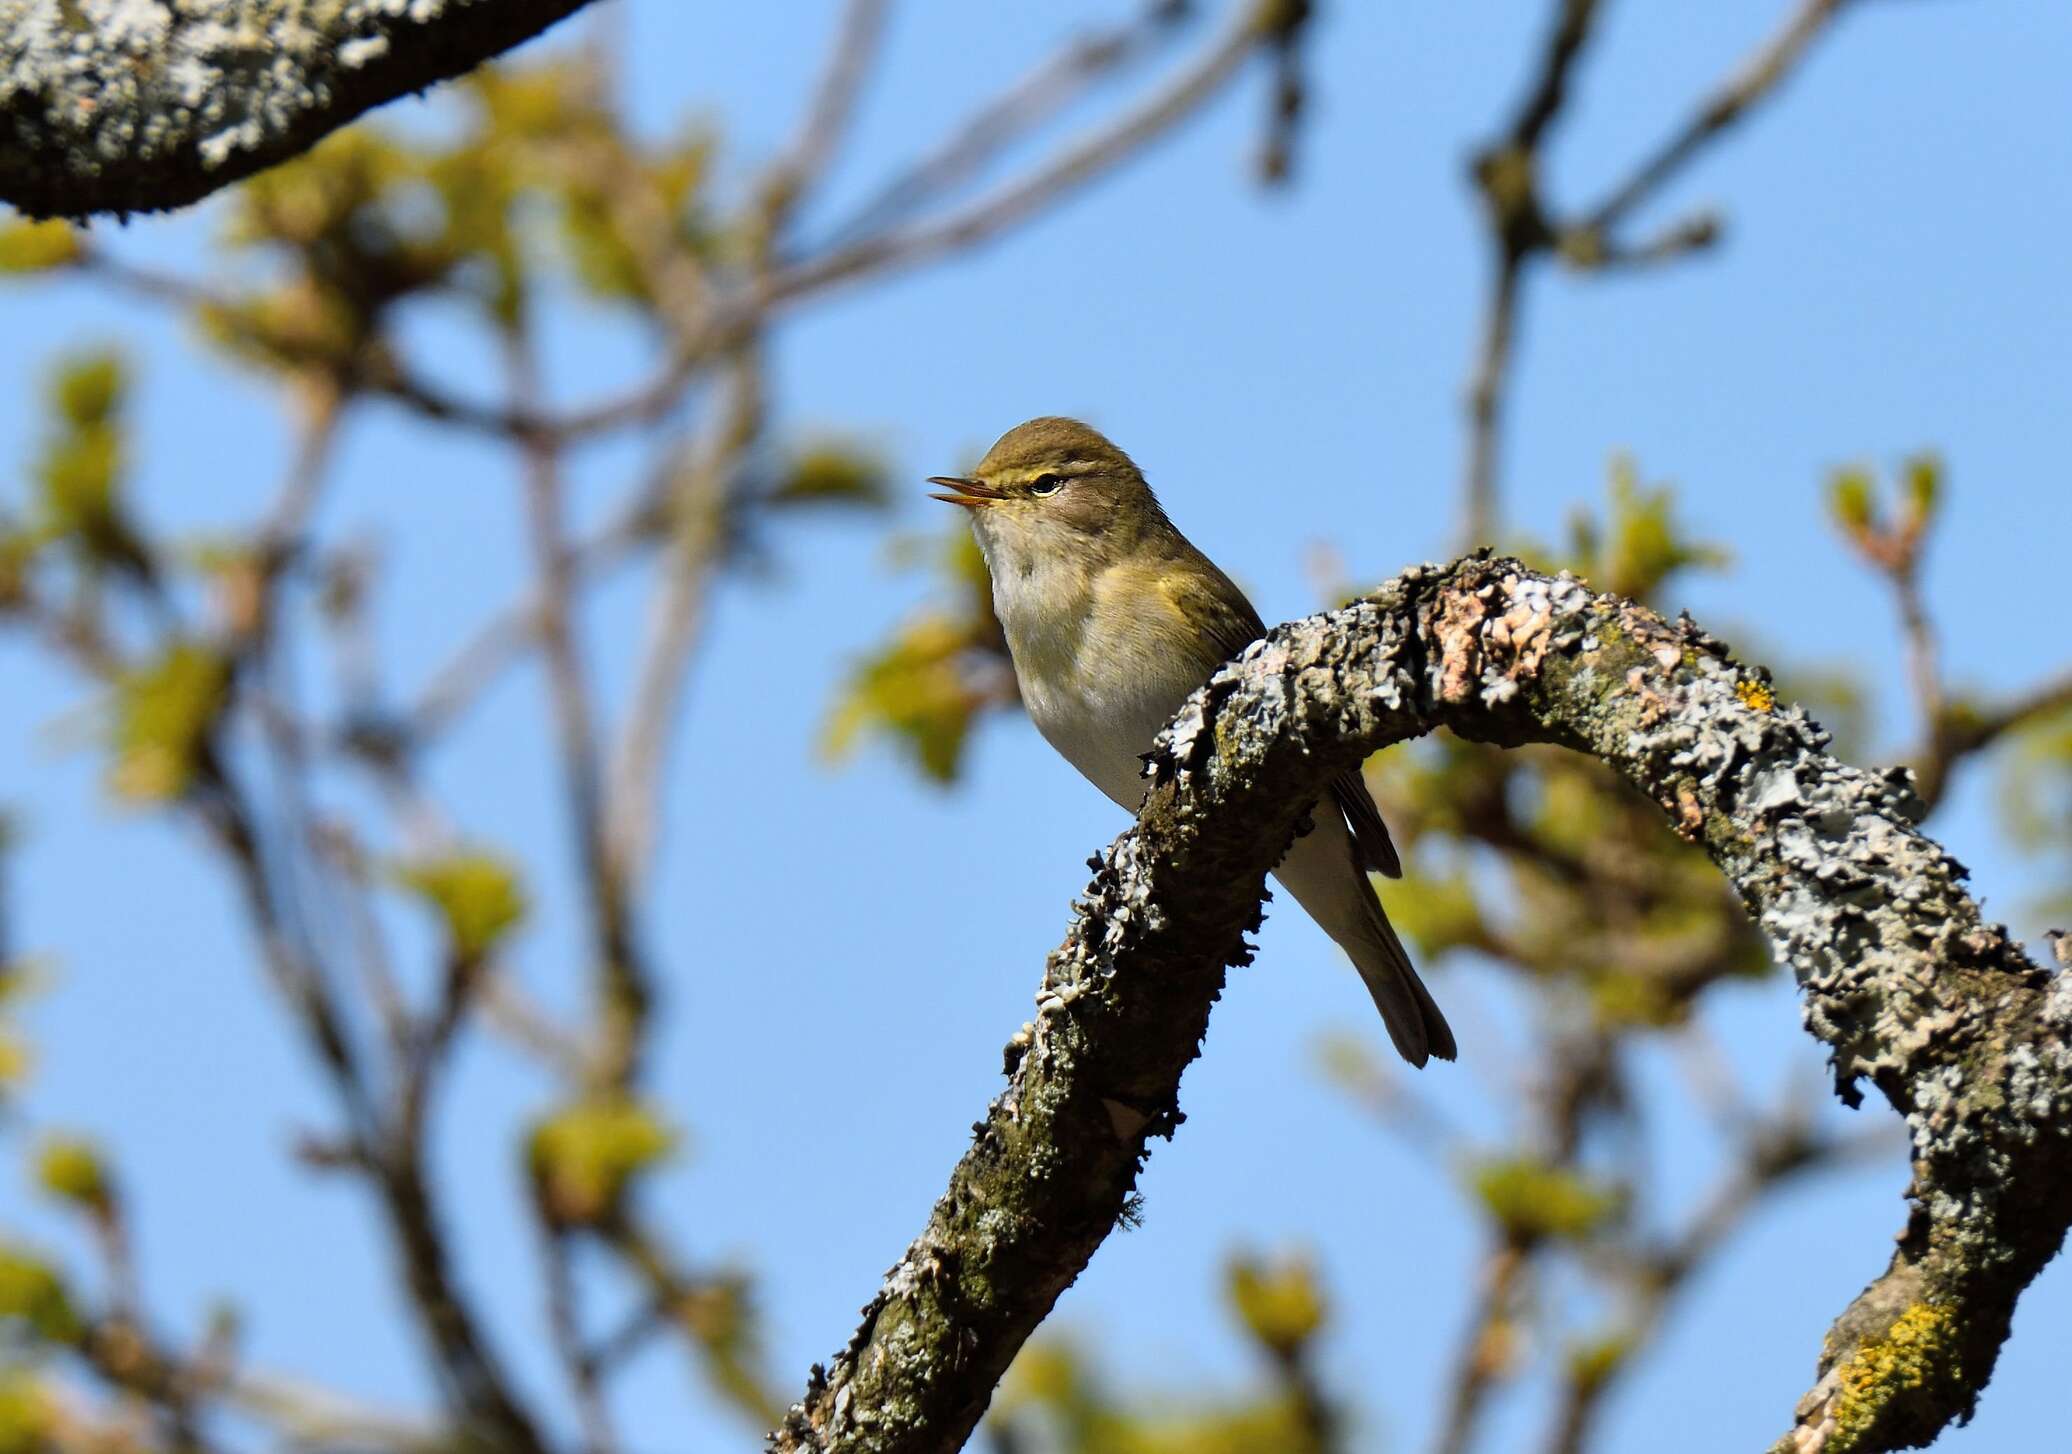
[772,555,2068,1454]
[0,0,603,218]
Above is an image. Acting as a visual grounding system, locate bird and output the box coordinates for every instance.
[930,416,1454,1066]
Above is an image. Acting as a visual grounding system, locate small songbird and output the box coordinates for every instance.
[931,417,1455,1066]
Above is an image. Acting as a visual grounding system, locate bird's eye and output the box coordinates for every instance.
[1029,474,1064,496]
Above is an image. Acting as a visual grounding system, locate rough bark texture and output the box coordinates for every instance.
[772,555,2069,1454]
[0,0,600,218]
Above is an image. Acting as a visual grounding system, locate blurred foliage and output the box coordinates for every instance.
[104,644,228,803]
[395,850,528,960]
[0,957,33,1102]
[0,1373,53,1454]
[0,1249,79,1347]
[991,1250,1333,1454]
[527,1096,678,1229]
[188,58,715,374]
[1225,1251,1325,1359]
[1469,1157,1620,1243]
[823,530,1013,783]
[31,1137,112,1218]
[765,439,890,511]
[31,351,150,582]
[0,219,78,274]
[1827,451,1942,572]
[1559,456,1729,601]
[670,1271,783,1428]
[2000,705,2072,923]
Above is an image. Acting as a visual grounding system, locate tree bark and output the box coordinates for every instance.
[1,0,601,218]
[771,555,2070,1454]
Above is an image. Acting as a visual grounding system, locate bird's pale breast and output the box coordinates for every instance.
[994,558,1223,812]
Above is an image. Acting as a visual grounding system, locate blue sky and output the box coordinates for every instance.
[3,3,2069,1451]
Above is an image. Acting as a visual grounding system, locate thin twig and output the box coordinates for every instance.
[1456,0,1868,548]
[605,358,763,887]
[762,1,1272,303]
[762,0,893,222]
[1460,248,1523,552]
[1581,0,1859,236]
[507,324,654,1091]
[405,488,663,743]
[819,1,1197,248]
[541,1226,620,1454]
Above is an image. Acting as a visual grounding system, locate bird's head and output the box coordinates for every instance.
[928,417,1166,571]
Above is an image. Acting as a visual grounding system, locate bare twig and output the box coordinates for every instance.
[542,1226,619,1454]
[1461,248,1525,554]
[507,326,654,1091]
[761,0,893,222]
[819,1,1198,247]
[1458,0,1872,548]
[605,359,763,887]
[1581,0,1860,237]
[763,1,1274,303]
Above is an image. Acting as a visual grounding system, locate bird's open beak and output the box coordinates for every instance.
[927,475,1005,509]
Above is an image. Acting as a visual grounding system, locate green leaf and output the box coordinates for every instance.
[823,614,987,783]
[767,440,888,509]
[395,851,527,959]
[0,218,79,274]
[0,1246,80,1344]
[52,352,121,429]
[1468,1157,1620,1242]
[107,643,229,802]
[0,1372,56,1454]
[1901,450,1943,525]
[1828,465,1877,535]
[32,1136,110,1214]
[1587,457,1729,600]
[825,529,1013,784]
[1225,1251,1326,1357]
[1566,1332,1632,1393]
[527,1097,678,1227]
[1376,870,1483,957]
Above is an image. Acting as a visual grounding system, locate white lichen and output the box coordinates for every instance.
[1,0,569,211]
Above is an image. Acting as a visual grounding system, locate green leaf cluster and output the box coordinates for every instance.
[0,1248,79,1346]
[395,851,528,959]
[526,1096,677,1228]
[1467,1157,1621,1243]
[1225,1252,1326,1359]
[823,530,1011,783]
[32,1136,111,1216]
[765,439,889,510]
[0,219,79,274]
[0,1373,55,1454]
[106,643,229,802]
[204,57,717,374]
[990,1251,1337,1454]
[31,350,150,579]
[1560,456,1728,603]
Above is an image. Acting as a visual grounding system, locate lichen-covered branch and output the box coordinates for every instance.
[773,555,2068,1454]
[0,0,600,217]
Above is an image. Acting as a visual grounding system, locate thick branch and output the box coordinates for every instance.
[1,0,600,218]
[773,556,2069,1454]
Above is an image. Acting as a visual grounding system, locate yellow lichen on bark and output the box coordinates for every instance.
[1825,1302,1959,1451]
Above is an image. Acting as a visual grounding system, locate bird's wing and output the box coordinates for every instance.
[1159,565,1404,879]
[1157,561,1267,663]
[1331,769,1404,879]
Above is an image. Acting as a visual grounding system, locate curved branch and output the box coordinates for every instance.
[771,556,2068,1454]
[1,0,600,218]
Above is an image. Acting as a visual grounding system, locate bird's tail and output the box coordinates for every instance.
[1347,895,1456,1068]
